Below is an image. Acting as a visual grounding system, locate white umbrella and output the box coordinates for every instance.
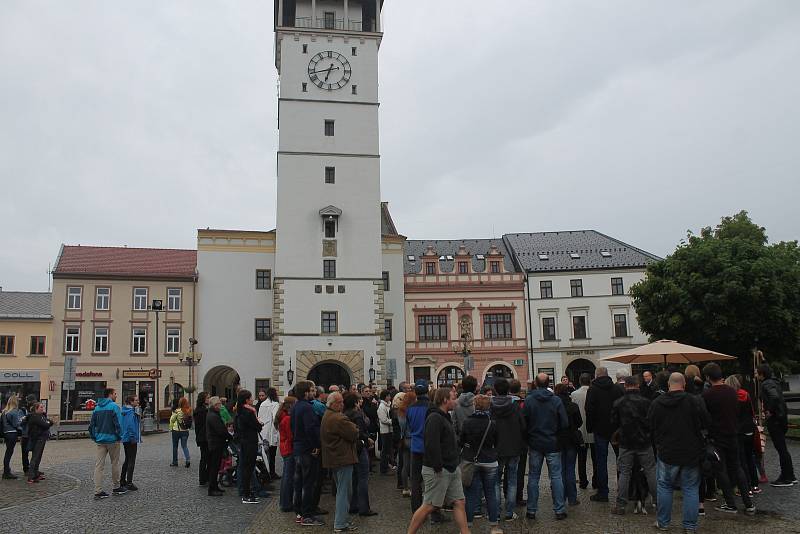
[601,339,738,366]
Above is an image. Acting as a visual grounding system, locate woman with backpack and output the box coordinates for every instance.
[258,388,280,480]
[169,397,192,467]
[234,389,263,504]
[2,395,23,479]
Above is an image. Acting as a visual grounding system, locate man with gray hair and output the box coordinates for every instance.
[648,373,710,532]
[321,392,359,533]
[585,367,622,502]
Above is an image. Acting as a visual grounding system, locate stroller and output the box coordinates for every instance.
[218,439,273,492]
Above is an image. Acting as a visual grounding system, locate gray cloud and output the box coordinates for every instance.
[1,0,798,290]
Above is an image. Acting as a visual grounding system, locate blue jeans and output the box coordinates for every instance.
[333,465,354,530]
[280,455,295,512]
[527,449,565,515]
[561,447,578,505]
[350,448,371,513]
[466,464,499,524]
[496,456,519,517]
[656,459,700,531]
[594,435,610,497]
[171,431,190,464]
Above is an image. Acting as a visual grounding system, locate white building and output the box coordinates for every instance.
[197,1,405,395]
[503,231,661,383]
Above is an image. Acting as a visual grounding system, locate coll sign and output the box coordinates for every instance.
[0,370,41,383]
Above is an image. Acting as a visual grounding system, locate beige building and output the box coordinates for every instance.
[0,291,52,410]
[49,245,197,421]
[404,241,529,387]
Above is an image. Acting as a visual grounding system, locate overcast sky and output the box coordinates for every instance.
[1,1,799,291]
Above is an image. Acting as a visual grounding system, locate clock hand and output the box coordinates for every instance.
[309,67,340,75]
[324,63,336,81]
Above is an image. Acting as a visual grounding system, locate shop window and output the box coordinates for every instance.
[437,366,464,387]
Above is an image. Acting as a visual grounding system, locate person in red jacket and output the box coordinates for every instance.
[276,396,297,512]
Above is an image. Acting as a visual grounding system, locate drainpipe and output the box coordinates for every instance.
[525,272,535,383]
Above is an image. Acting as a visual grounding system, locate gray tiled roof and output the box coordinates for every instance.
[404,239,515,274]
[503,230,660,273]
[0,291,52,319]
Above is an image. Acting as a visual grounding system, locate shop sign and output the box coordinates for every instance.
[76,371,103,378]
[512,359,525,366]
[0,370,40,383]
[565,350,596,356]
[122,370,151,379]
[149,368,162,379]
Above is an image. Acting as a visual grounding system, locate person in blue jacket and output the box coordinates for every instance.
[119,395,142,491]
[405,379,431,514]
[89,388,126,499]
[291,381,324,527]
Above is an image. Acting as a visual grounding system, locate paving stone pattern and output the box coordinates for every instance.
[0,433,799,533]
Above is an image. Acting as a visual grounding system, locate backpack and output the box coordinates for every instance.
[179,412,193,430]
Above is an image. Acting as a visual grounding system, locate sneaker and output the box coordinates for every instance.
[653,522,668,531]
[770,479,793,487]
[2,473,17,480]
[698,506,705,517]
[751,487,762,494]
[590,494,609,502]
[503,513,518,521]
[704,495,717,502]
[185,461,191,468]
[241,496,259,504]
[744,505,756,516]
[714,504,738,513]
[525,512,536,520]
[792,478,798,485]
[359,511,378,517]
[26,479,36,485]
[94,491,110,500]
[112,487,128,496]
[169,462,178,467]
[300,517,324,527]
[555,512,567,520]
[125,483,139,491]
[333,527,359,533]
[401,489,411,497]
[473,512,483,518]
[295,515,302,524]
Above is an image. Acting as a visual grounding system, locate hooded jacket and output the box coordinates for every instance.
[406,395,430,454]
[120,405,142,444]
[611,390,652,450]
[585,375,623,439]
[89,397,122,444]
[761,377,787,422]
[490,395,526,458]
[735,389,757,436]
[648,390,710,466]
[523,388,568,454]
[452,392,475,436]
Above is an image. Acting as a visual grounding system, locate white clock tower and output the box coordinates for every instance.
[272,0,387,393]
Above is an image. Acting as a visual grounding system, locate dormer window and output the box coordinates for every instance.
[570,253,581,259]
[490,261,501,273]
[458,262,468,274]
[425,262,436,275]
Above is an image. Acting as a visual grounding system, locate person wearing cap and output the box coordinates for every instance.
[610,375,657,515]
[406,379,431,513]
[205,396,231,496]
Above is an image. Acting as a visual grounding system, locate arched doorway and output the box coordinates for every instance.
[203,366,241,400]
[437,365,464,387]
[308,362,351,391]
[486,364,514,379]
[565,358,596,386]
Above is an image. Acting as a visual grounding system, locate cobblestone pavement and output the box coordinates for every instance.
[1,433,798,533]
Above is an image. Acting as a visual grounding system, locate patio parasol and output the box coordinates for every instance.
[600,339,738,367]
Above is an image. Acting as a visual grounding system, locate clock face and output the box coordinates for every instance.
[308,51,352,91]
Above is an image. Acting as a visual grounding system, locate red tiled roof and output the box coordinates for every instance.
[54,246,197,279]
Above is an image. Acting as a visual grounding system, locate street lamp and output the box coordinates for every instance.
[287,360,294,387]
[148,299,163,430]
[183,338,202,406]
[369,356,376,383]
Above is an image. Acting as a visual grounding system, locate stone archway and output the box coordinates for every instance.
[565,358,596,386]
[296,350,364,385]
[308,362,352,391]
[203,365,241,400]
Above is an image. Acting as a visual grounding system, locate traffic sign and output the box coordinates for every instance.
[63,355,78,390]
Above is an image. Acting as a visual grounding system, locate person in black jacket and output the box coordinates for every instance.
[555,383,583,507]
[610,376,656,515]
[585,367,622,502]
[25,402,53,484]
[648,373,710,532]
[407,388,469,534]
[206,396,230,496]
[758,364,797,486]
[460,395,499,527]
[194,392,209,486]
[344,393,376,516]
[235,389,264,504]
[490,378,527,520]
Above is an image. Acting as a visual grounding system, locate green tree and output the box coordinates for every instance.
[630,211,800,373]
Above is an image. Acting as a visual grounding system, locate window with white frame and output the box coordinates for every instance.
[133,288,148,310]
[166,328,181,353]
[94,327,109,353]
[95,287,110,310]
[167,288,182,311]
[132,328,147,354]
[321,312,338,334]
[65,327,80,353]
[256,270,272,290]
[67,287,82,310]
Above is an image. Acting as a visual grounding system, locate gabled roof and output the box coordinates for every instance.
[0,291,52,319]
[404,239,515,274]
[503,230,660,273]
[54,246,197,280]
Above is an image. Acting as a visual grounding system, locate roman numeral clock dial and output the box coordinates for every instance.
[308,51,352,91]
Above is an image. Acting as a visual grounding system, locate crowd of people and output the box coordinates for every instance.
[0,361,796,534]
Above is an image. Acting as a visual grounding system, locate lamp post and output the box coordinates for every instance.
[183,337,202,407]
[369,356,376,384]
[287,360,294,387]
[148,299,163,430]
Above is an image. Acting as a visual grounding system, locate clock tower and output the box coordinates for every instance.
[272,0,387,392]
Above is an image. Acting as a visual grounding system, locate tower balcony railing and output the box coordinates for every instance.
[291,16,374,32]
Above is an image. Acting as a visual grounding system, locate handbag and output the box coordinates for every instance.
[460,420,492,487]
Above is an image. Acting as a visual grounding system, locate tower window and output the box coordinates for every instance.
[323,259,336,279]
[324,219,336,238]
[302,82,308,92]
[325,166,336,184]
[302,44,308,54]
[352,47,357,56]
[323,11,335,30]
[324,120,335,136]
[352,85,358,95]
[321,311,338,334]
